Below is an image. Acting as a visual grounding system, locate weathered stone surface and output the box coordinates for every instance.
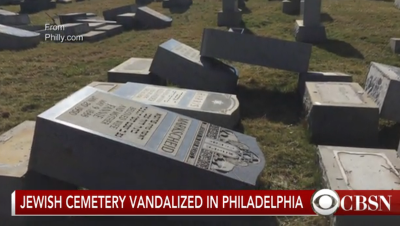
[135,6,172,29]
[95,24,123,37]
[389,38,400,54]
[200,28,312,73]
[318,145,400,226]
[87,81,124,92]
[0,24,40,50]
[82,30,107,42]
[58,12,87,24]
[111,82,240,128]
[150,38,239,93]
[294,20,326,43]
[108,58,158,84]
[116,13,136,29]
[282,0,300,15]
[0,9,30,25]
[29,86,265,190]
[303,82,379,147]
[297,71,353,98]
[102,4,137,21]
[364,62,400,122]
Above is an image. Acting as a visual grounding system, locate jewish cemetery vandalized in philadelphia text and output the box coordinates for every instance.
[44,24,84,43]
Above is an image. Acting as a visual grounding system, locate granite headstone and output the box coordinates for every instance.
[0,24,40,50]
[102,4,137,21]
[217,0,242,27]
[135,6,172,29]
[294,0,326,43]
[0,9,30,25]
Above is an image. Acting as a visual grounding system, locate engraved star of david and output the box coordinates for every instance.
[212,100,223,105]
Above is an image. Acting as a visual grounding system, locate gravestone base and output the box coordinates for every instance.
[76,18,117,25]
[389,38,400,54]
[88,22,106,30]
[217,10,242,27]
[282,0,300,15]
[95,24,123,37]
[295,20,326,43]
[318,145,400,226]
[82,31,108,42]
[304,82,379,147]
[116,13,136,30]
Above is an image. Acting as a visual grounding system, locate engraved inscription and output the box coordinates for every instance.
[57,92,166,146]
[365,67,390,109]
[171,43,201,63]
[132,86,186,106]
[316,84,363,104]
[158,117,191,156]
[188,92,208,109]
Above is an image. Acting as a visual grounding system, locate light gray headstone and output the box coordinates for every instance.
[135,6,172,29]
[150,39,239,93]
[318,145,400,226]
[200,28,312,73]
[364,62,400,122]
[108,58,155,84]
[104,82,240,128]
[304,82,379,147]
[0,24,40,50]
[29,86,265,190]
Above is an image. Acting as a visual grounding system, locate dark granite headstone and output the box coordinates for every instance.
[135,6,172,29]
[58,12,87,24]
[0,9,30,25]
[102,4,137,21]
[0,24,40,50]
[20,0,56,14]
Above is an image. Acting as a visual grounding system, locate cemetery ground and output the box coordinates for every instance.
[1,0,400,225]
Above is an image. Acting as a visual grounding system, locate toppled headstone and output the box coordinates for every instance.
[58,12,87,24]
[303,82,379,147]
[116,13,136,30]
[282,0,300,15]
[0,24,40,50]
[218,0,242,27]
[0,9,30,25]
[318,145,400,226]
[88,22,106,30]
[294,0,326,43]
[364,62,400,122]
[162,0,192,8]
[20,0,56,14]
[37,23,90,41]
[102,4,137,21]
[135,6,172,29]
[29,86,265,190]
[389,38,400,54]
[111,82,241,128]
[81,30,107,42]
[150,39,239,93]
[88,81,124,92]
[297,71,353,98]
[76,18,117,24]
[95,24,123,37]
[200,28,312,73]
[108,58,159,84]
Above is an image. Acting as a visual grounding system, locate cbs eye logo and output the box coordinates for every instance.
[311,189,340,216]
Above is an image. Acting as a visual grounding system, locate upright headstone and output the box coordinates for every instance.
[200,28,312,73]
[150,39,239,93]
[218,0,242,27]
[389,38,400,54]
[108,58,160,85]
[318,145,400,226]
[0,24,40,50]
[135,6,172,29]
[0,9,30,25]
[282,0,300,15]
[109,82,241,128]
[294,0,326,43]
[364,62,400,122]
[88,81,124,92]
[102,4,137,21]
[28,86,265,190]
[303,82,379,147]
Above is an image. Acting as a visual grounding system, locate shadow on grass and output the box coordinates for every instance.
[316,39,364,59]
[378,123,400,150]
[237,85,302,125]
[321,12,333,23]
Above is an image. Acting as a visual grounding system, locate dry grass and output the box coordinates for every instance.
[1,0,400,225]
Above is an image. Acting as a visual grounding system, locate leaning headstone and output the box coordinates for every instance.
[0,9,30,25]
[0,121,77,225]
[200,28,312,73]
[282,0,300,15]
[389,38,400,54]
[303,82,379,147]
[108,58,160,84]
[297,71,353,98]
[95,24,123,37]
[58,12,87,24]
[364,62,400,122]
[162,0,192,8]
[110,82,241,128]
[116,13,136,30]
[218,0,242,27]
[135,6,172,29]
[294,0,326,43]
[29,86,265,190]
[88,81,124,92]
[150,39,239,93]
[102,4,137,21]
[318,145,400,226]
[0,24,40,50]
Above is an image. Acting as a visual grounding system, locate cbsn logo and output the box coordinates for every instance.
[311,189,391,216]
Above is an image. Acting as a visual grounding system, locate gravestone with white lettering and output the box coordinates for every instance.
[294,0,326,43]
[200,28,312,73]
[0,24,40,50]
[0,9,30,25]
[303,82,379,147]
[135,6,172,29]
[28,86,265,190]
[282,0,300,15]
[110,82,240,128]
[108,58,159,84]
[318,145,400,226]
[217,0,242,27]
[364,62,400,122]
[102,4,137,21]
[150,39,239,93]
[0,121,77,225]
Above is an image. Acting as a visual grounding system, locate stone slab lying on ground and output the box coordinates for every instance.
[200,28,312,73]
[95,24,123,37]
[150,39,239,93]
[364,62,400,122]
[162,0,193,8]
[116,13,136,29]
[10,24,44,31]
[389,38,400,54]
[0,121,77,225]
[88,22,106,30]
[20,0,56,13]
[88,81,124,92]
[58,12,87,24]
[135,6,172,29]
[0,9,30,25]
[297,71,353,98]
[303,82,379,147]
[111,82,241,128]
[103,4,137,21]
[0,24,40,50]
[76,18,117,24]
[81,30,107,42]
[108,58,159,84]
[29,86,265,190]
[318,145,400,226]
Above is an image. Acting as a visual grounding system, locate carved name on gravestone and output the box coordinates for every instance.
[0,24,40,50]
[135,6,172,29]
[108,58,157,84]
[200,28,312,73]
[150,39,239,94]
[29,86,265,190]
[110,82,240,128]
[318,145,400,226]
[304,82,379,147]
[365,62,400,123]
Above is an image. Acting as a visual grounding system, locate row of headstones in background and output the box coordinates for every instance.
[294,0,326,43]
[0,9,30,26]
[218,0,242,27]
[20,0,56,14]
[28,85,265,190]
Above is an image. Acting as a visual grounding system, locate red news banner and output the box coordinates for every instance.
[12,190,400,216]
